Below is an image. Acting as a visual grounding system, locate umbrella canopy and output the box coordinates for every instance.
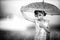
[21,2,60,15]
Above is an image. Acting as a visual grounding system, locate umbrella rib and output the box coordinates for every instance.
[42,0,45,11]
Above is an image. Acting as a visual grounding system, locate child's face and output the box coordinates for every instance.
[37,13,43,19]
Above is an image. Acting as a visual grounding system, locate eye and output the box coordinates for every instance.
[38,14,42,16]
[39,15,41,16]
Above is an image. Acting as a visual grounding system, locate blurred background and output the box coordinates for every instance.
[0,0,60,40]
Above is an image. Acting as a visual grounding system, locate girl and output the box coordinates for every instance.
[21,8,50,40]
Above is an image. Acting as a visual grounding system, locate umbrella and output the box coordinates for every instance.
[21,2,60,15]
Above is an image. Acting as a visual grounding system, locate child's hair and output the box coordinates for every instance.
[34,10,46,17]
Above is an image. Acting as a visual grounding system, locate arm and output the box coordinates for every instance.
[42,26,50,33]
[40,24,50,33]
[39,24,50,33]
[39,19,50,33]
[21,10,35,23]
